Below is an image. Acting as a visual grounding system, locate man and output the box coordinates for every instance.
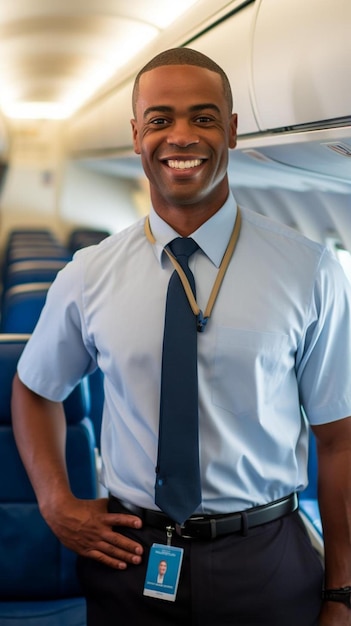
[11,48,351,625]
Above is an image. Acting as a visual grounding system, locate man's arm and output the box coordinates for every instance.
[312,416,351,625]
[11,373,143,569]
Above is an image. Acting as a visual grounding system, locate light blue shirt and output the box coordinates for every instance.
[18,193,351,514]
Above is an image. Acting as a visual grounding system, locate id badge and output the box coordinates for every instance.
[143,543,184,602]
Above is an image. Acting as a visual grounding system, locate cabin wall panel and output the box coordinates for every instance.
[60,162,140,234]
[232,182,351,251]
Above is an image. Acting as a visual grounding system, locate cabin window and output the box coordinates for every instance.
[336,248,351,283]
[326,237,351,283]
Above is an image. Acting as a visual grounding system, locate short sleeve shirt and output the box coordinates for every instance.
[18,194,351,513]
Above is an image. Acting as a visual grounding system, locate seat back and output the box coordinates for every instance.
[0,283,51,333]
[0,334,97,602]
[3,230,60,266]
[6,247,71,265]
[68,228,110,253]
[3,260,67,291]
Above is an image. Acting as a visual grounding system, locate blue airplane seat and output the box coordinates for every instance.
[4,228,70,261]
[3,230,59,262]
[0,283,51,333]
[0,334,97,625]
[68,228,110,253]
[6,246,71,265]
[5,228,57,243]
[0,281,104,454]
[2,259,67,292]
[0,598,86,626]
[2,230,70,276]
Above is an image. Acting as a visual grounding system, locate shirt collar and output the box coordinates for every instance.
[147,193,237,269]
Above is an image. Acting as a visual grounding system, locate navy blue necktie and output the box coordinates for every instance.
[155,237,201,524]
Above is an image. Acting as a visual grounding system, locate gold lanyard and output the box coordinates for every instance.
[144,207,241,332]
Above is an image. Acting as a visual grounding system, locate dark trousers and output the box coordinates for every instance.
[76,510,323,626]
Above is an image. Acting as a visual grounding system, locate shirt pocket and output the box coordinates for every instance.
[211,327,291,418]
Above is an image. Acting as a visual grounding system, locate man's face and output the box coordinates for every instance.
[159,561,167,575]
[131,64,237,214]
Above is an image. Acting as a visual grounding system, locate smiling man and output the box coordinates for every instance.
[12,48,351,626]
[131,57,237,236]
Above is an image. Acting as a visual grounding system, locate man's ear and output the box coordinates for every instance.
[229,113,238,150]
[131,119,141,155]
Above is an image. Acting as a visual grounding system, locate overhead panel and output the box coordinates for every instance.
[252,0,351,130]
[66,81,134,154]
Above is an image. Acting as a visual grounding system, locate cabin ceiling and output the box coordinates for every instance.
[0,0,200,120]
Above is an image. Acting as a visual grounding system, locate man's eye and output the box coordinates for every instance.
[195,116,213,123]
[150,118,169,125]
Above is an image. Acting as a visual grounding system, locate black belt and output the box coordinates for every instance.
[108,493,298,540]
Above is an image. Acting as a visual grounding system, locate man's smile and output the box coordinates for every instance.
[165,158,204,170]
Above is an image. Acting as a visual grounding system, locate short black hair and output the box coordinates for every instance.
[132,47,233,116]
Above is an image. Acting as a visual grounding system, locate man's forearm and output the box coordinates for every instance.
[11,373,72,515]
[313,419,351,588]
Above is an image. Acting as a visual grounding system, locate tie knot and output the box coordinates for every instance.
[168,237,199,260]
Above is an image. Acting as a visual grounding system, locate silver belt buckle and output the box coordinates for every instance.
[175,516,217,539]
[175,523,194,539]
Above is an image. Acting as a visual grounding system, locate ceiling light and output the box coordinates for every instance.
[2,101,70,120]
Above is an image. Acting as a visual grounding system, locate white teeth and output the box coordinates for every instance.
[167,159,202,169]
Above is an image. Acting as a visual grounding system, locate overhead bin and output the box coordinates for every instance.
[251,0,350,130]
[192,0,350,133]
[66,81,133,154]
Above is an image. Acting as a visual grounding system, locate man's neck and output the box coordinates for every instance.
[151,196,229,237]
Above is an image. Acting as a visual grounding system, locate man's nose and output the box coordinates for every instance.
[166,120,199,147]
